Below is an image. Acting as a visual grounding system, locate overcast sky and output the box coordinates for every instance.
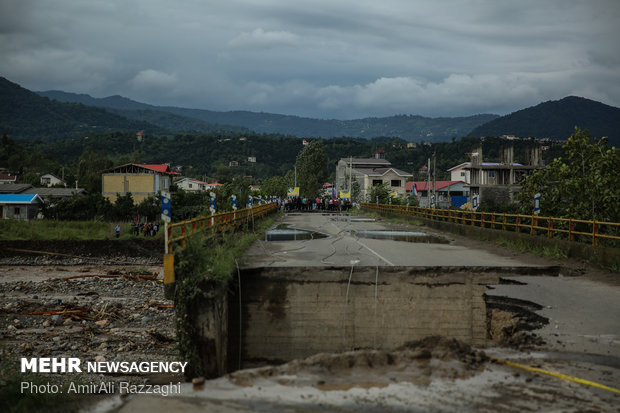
[2,0,619,119]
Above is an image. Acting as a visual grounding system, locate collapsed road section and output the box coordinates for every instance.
[227,265,556,370]
[184,213,559,377]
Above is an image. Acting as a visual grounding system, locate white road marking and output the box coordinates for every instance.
[353,238,396,266]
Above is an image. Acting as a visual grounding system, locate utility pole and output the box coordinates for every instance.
[433,152,437,208]
[426,158,431,208]
[348,156,352,197]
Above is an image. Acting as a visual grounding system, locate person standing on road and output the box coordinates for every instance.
[115,224,121,238]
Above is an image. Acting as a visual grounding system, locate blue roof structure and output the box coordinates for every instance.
[0,194,44,204]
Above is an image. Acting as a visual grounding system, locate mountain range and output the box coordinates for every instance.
[1,77,618,145]
[35,89,498,141]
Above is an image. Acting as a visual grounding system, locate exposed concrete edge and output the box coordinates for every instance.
[239,265,560,284]
[384,213,619,270]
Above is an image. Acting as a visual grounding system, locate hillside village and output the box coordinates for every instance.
[1,134,553,222]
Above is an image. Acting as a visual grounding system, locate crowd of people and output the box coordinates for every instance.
[279,196,353,212]
[132,221,160,237]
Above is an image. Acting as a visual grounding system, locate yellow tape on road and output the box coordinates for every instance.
[494,357,620,395]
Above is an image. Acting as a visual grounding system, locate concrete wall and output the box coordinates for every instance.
[227,266,508,369]
[102,173,156,203]
[194,286,229,378]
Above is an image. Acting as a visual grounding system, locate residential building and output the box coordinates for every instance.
[0,184,85,202]
[466,147,543,204]
[101,163,178,203]
[448,160,540,186]
[0,184,32,194]
[40,173,67,187]
[447,162,471,183]
[0,174,17,184]
[22,187,86,203]
[247,156,257,163]
[0,194,44,220]
[229,161,239,167]
[175,177,207,192]
[406,181,469,208]
[335,153,413,202]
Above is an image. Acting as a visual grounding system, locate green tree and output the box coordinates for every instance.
[77,147,112,193]
[42,193,112,220]
[136,195,160,221]
[213,177,252,212]
[369,183,391,204]
[215,165,233,183]
[113,193,136,221]
[295,141,328,197]
[261,172,294,198]
[518,127,620,222]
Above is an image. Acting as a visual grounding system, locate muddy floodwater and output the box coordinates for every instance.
[264,224,329,241]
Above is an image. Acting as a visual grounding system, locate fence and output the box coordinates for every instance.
[361,203,620,247]
[163,202,279,286]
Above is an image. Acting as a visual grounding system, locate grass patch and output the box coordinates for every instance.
[0,220,162,241]
[497,238,567,259]
[173,214,278,377]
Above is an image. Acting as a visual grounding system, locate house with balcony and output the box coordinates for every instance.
[335,152,412,202]
[465,147,544,205]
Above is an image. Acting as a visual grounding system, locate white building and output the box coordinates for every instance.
[40,173,67,187]
[335,154,412,202]
[175,177,207,192]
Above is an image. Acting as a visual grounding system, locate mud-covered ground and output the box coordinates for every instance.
[110,337,619,412]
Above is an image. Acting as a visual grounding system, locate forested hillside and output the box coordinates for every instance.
[38,89,498,141]
[0,77,166,140]
[469,96,620,146]
[23,131,564,183]
[37,90,249,134]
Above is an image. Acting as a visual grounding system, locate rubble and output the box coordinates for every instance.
[0,264,177,385]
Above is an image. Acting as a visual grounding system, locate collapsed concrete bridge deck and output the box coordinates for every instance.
[110,211,620,412]
[194,212,563,376]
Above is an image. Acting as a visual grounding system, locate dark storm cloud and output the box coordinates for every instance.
[1,0,619,118]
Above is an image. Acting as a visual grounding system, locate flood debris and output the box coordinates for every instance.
[0,261,178,386]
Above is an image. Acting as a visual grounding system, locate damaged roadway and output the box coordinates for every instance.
[2,212,619,412]
[114,212,619,412]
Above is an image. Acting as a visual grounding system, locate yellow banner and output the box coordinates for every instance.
[287,187,300,196]
[339,190,351,200]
